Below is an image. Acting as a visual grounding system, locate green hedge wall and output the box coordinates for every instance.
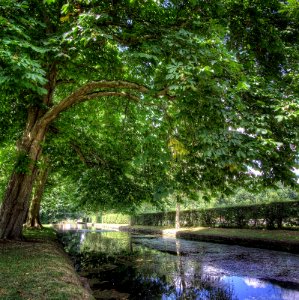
[131,201,299,229]
[102,213,131,224]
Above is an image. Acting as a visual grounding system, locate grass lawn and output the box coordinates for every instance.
[0,227,93,300]
[123,225,299,252]
[178,227,299,243]
[127,225,299,242]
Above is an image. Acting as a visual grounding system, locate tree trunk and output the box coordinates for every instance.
[0,129,45,239]
[25,159,49,229]
[175,200,180,230]
[0,63,57,239]
[0,172,36,239]
[1,75,53,239]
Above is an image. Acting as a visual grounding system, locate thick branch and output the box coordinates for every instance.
[157,87,176,100]
[56,79,75,85]
[38,80,149,129]
[71,143,90,166]
[71,142,108,168]
[84,91,140,102]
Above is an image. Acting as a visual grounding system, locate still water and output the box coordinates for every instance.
[58,229,299,300]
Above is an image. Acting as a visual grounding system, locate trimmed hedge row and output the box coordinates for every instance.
[102,213,131,224]
[131,201,299,229]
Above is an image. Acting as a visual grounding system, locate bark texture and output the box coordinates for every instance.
[0,114,48,239]
[0,172,36,239]
[26,160,49,228]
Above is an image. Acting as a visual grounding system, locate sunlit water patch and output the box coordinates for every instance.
[58,230,299,300]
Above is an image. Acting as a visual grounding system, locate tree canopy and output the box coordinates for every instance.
[0,0,298,238]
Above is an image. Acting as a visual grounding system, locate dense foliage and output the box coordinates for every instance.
[216,185,298,206]
[0,0,298,238]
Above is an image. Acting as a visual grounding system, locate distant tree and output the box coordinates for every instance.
[216,185,299,207]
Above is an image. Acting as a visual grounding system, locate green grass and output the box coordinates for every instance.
[128,225,299,243]
[23,226,57,240]
[182,227,299,243]
[0,227,94,300]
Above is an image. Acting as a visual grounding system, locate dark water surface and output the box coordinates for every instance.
[58,229,299,300]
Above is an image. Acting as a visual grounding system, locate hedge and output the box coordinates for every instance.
[131,200,299,229]
[102,213,131,224]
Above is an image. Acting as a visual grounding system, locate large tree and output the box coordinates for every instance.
[0,0,298,239]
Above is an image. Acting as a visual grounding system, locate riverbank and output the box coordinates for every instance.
[109,225,299,254]
[56,223,299,253]
[58,229,299,299]
[0,227,94,300]
[1,226,297,299]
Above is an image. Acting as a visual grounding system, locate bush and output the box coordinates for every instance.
[131,200,299,229]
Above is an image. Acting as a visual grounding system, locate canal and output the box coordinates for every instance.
[58,229,299,300]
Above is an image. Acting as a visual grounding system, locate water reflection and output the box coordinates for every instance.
[56,223,90,231]
[58,230,299,300]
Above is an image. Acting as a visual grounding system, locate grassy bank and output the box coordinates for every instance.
[118,225,299,253]
[176,227,299,253]
[0,227,94,300]
[120,225,299,241]
[178,227,299,242]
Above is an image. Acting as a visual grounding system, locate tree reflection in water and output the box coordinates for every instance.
[59,230,236,299]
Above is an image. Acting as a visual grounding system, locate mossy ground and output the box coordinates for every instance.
[0,227,94,300]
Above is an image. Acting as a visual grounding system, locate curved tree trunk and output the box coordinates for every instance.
[0,64,56,240]
[0,74,149,239]
[26,158,50,229]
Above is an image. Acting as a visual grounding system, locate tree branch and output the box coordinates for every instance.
[71,142,109,168]
[71,143,91,166]
[33,79,174,138]
[156,87,176,100]
[84,91,140,102]
[56,79,76,86]
[37,80,149,129]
